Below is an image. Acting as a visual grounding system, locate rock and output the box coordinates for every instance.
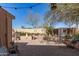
[74,42,79,49]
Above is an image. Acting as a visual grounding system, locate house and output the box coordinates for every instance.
[15,28,79,41]
[0,7,15,49]
[16,28,46,35]
[15,28,79,37]
[53,28,76,37]
[15,28,46,39]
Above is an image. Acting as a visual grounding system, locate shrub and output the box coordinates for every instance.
[44,26,54,36]
[73,33,79,40]
[20,32,26,36]
[64,34,72,40]
[16,32,26,36]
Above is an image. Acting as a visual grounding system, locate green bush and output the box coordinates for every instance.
[44,26,54,36]
[73,33,79,40]
[64,34,72,39]
[16,32,26,36]
[20,32,26,36]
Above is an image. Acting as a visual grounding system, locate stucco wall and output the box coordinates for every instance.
[0,8,7,47]
[0,8,13,48]
[7,15,12,48]
[75,29,79,34]
[16,28,46,34]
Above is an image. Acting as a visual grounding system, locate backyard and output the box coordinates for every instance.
[14,36,79,56]
[0,3,79,56]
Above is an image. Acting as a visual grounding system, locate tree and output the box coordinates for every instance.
[44,3,64,27]
[44,10,59,27]
[65,9,79,28]
[50,3,79,28]
[26,10,40,28]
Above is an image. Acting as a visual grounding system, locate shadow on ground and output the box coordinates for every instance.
[15,42,79,56]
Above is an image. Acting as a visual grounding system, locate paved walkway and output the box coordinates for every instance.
[15,38,79,56]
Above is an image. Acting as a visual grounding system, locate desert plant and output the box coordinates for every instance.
[43,26,54,42]
[64,34,72,40]
[44,26,54,36]
[73,33,79,40]
[20,32,26,36]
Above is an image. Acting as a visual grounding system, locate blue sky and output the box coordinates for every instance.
[0,3,68,28]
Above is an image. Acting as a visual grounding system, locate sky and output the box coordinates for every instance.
[0,3,69,29]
